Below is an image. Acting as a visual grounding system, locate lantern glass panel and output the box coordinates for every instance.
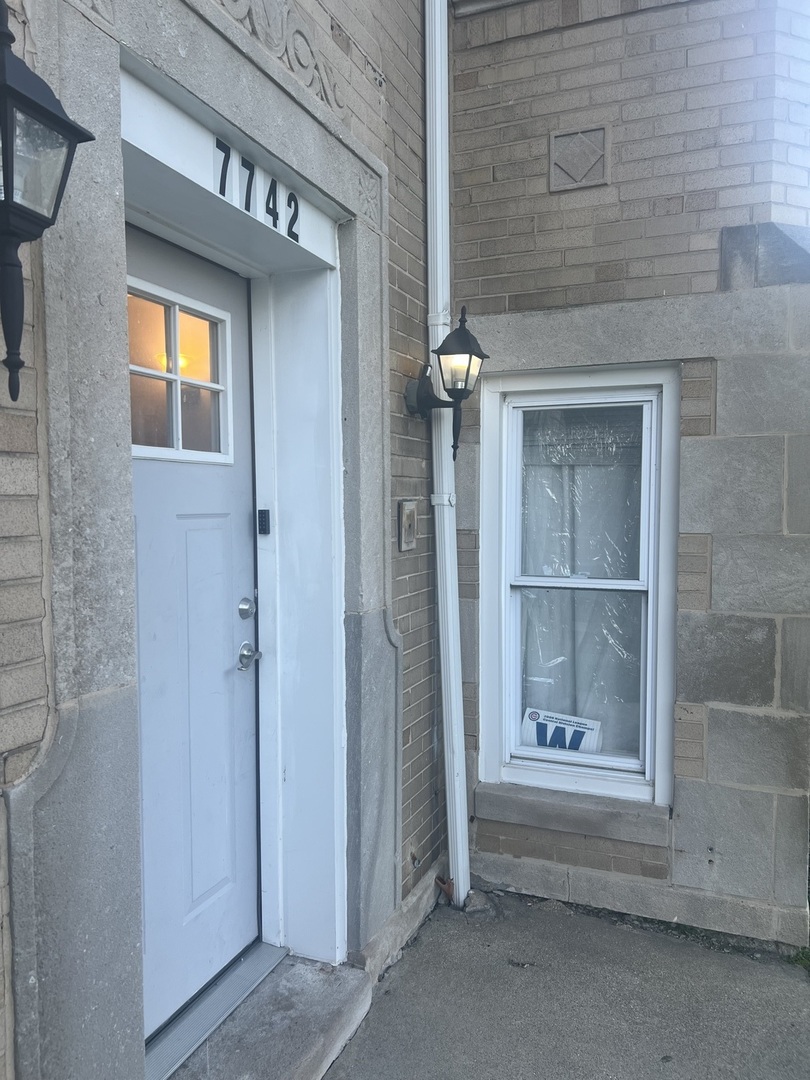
[439,351,483,395]
[13,109,69,218]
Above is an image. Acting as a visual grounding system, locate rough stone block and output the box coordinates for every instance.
[474,782,670,846]
[567,864,804,944]
[707,707,810,790]
[774,795,810,907]
[716,354,810,435]
[679,436,783,534]
[677,612,775,706]
[672,779,775,900]
[470,850,570,902]
[713,537,810,614]
[786,436,810,534]
[782,617,810,713]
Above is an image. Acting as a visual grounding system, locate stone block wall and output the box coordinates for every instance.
[451,0,810,313]
[460,281,810,943]
[673,342,810,921]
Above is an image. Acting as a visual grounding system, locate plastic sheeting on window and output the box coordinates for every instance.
[519,588,643,761]
[521,405,642,581]
[518,405,645,765]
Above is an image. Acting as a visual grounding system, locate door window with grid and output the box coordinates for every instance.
[128,284,232,461]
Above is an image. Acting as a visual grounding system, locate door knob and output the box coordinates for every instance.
[237,641,262,670]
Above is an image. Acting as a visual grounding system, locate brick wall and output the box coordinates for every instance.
[452,0,810,313]
[384,0,447,894]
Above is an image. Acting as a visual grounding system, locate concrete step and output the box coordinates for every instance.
[173,957,371,1080]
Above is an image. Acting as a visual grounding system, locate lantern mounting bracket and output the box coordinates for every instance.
[404,306,489,461]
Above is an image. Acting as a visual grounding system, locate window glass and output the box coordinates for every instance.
[178,310,217,383]
[181,385,220,453]
[128,295,171,373]
[519,587,643,762]
[522,405,642,580]
[130,373,172,448]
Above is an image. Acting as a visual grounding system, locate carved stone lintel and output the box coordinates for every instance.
[219,0,344,113]
[73,0,115,23]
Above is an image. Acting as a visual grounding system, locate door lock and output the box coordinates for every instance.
[238,597,256,620]
[237,642,262,670]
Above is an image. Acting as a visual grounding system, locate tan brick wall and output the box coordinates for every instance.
[0,248,47,785]
[475,817,670,879]
[451,0,808,313]
[312,0,442,898]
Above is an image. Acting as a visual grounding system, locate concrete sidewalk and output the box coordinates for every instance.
[326,890,810,1080]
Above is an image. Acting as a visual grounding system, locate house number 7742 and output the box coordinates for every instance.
[215,138,300,244]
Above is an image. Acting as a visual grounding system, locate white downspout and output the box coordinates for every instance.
[425,0,470,908]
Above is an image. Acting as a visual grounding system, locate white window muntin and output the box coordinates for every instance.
[479,365,678,804]
[505,388,659,777]
[127,275,235,464]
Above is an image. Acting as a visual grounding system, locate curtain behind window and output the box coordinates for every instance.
[520,406,644,761]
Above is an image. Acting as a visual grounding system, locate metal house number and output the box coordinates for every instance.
[215,138,300,243]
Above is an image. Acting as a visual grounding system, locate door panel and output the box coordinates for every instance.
[128,228,258,1036]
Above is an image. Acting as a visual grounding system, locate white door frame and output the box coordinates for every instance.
[122,69,348,966]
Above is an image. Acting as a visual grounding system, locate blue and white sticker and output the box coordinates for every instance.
[522,709,602,753]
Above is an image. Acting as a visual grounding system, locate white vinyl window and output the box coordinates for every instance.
[480,367,679,803]
[127,278,234,463]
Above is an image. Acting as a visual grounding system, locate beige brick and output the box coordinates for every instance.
[0,538,41,581]
[0,456,37,497]
[0,702,47,753]
[0,582,44,624]
[0,498,38,538]
[3,742,38,783]
[0,622,42,666]
[0,412,36,454]
[675,701,709,724]
[681,417,713,436]
[0,661,46,710]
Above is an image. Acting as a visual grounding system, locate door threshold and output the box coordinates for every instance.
[145,942,287,1080]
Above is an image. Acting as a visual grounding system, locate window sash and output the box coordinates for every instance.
[504,388,661,780]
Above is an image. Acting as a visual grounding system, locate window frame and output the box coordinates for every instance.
[127,276,235,465]
[479,365,679,805]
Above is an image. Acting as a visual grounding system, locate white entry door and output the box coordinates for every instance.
[127,228,259,1036]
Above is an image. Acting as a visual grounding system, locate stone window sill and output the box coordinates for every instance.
[474,781,671,848]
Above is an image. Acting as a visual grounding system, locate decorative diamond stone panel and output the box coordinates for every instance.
[550,128,608,192]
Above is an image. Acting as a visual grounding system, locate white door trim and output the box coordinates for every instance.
[122,71,348,966]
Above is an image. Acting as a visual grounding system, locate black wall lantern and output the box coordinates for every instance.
[405,306,488,460]
[0,1,93,400]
